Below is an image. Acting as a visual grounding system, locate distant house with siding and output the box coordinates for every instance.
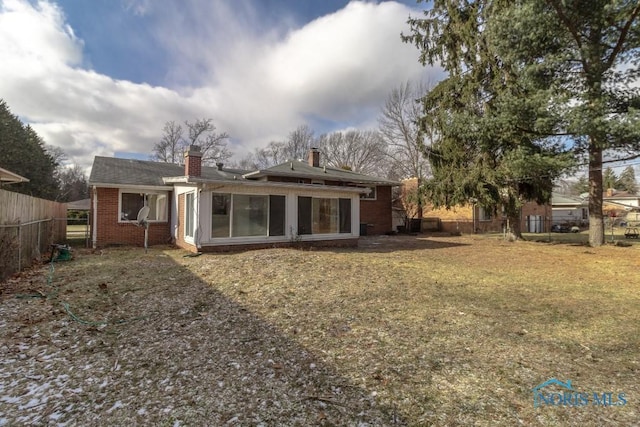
[603,189,640,224]
[551,193,588,226]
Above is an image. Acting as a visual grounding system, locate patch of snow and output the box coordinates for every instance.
[106,400,124,413]
[20,398,41,409]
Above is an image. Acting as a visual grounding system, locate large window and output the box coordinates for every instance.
[298,197,351,235]
[211,194,231,237]
[120,192,167,222]
[211,193,286,238]
[232,195,268,237]
[313,198,339,234]
[185,192,195,238]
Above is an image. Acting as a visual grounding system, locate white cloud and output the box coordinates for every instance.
[0,0,442,171]
[0,0,81,66]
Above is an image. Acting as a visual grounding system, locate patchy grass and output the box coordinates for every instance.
[1,235,639,425]
[522,227,640,245]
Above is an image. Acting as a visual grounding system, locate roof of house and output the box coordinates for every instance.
[551,193,587,207]
[244,160,399,186]
[67,198,91,210]
[90,157,398,188]
[89,157,250,187]
[0,166,29,184]
[604,189,639,199]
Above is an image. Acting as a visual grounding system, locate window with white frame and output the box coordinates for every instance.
[210,193,286,238]
[120,192,168,222]
[232,194,268,237]
[211,193,231,237]
[297,196,351,235]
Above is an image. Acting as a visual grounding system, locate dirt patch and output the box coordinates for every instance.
[1,236,639,425]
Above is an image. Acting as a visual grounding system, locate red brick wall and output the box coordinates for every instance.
[521,201,552,231]
[91,187,172,248]
[185,151,202,177]
[434,201,551,234]
[360,185,393,235]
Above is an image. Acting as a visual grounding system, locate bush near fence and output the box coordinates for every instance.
[0,189,66,282]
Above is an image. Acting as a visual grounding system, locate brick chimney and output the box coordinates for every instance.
[308,147,320,168]
[185,145,202,177]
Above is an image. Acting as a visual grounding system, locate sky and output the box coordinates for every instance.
[0,0,443,172]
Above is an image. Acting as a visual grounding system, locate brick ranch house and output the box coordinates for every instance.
[399,178,552,234]
[88,147,398,252]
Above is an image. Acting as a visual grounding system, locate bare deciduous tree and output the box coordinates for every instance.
[252,141,290,169]
[57,164,88,202]
[152,118,232,166]
[379,81,432,181]
[185,118,232,166]
[317,130,388,175]
[287,124,316,161]
[247,125,317,169]
[152,121,183,164]
[379,81,434,219]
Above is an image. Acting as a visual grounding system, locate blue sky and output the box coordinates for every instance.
[0,0,442,170]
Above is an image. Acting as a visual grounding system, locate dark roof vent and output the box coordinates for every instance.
[216,162,224,171]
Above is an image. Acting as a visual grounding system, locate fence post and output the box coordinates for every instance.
[37,220,41,258]
[17,222,22,272]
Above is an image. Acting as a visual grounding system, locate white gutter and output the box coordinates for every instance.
[195,183,202,249]
[89,182,171,191]
[92,186,98,249]
[163,176,368,194]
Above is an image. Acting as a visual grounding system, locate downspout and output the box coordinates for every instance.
[195,183,202,250]
[92,186,98,249]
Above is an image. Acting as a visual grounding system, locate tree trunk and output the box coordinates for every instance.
[416,176,423,220]
[588,145,605,246]
[507,212,523,241]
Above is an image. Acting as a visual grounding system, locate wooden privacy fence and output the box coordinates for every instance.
[0,189,66,281]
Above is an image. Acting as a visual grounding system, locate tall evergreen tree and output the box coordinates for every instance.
[405,0,640,246]
[0,100,59,199]
[617,166,638,193]
[603,167,619,190]
[403,0,573,239]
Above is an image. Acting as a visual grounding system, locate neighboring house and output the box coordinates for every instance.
[67,198,91,211]
[603,188,640,208]
[399,178,551,233]
[551,192,589,226]
[88,147,398,252]
[603,188,640,224]
[425,201,551,234]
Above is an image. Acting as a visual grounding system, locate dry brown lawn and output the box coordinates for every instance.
[1,234,639,426]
